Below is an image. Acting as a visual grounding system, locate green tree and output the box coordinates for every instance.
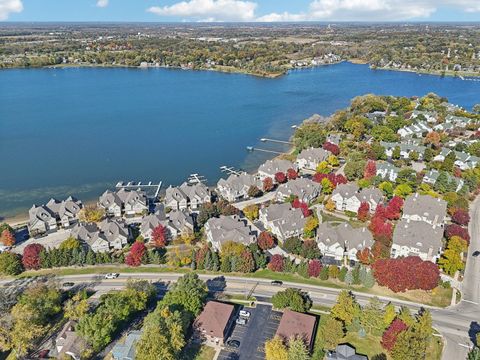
[383,303,397,328]
[331,290,361,326]
[359,297,385,335]
[265,336,288,360]
[438,249,464,276]
[64,290,89,321]
[321,317,345,350]
[392,146,401,160]
[0,252,23,275]
[287,337,310,360]
[271,288,312,312]
[394,184,413,198]
[59,236,81,250]
[161,273,207,317]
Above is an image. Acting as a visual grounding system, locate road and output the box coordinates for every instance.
[233,191,277,210]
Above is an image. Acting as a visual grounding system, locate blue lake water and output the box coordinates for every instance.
[0,62,479,218]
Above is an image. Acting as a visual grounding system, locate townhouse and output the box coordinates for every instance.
[205,215,256,251]
[276,178,322,203]
[330,184,383,213]
[296,147,330,171]
[259,203,307,241]
[258,158,296,181]
[216,172,262,202]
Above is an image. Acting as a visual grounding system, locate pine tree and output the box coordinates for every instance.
[85,250,95,265]
[211,251,220,271]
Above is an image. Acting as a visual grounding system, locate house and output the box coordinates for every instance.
[167,209,195,237]
[276,178,322,203]
[376,162,400,182]
[410,110,437,123]
[165,182,211,211]
[326,133,342,145]
[99,188,148,217]
[365,111,387,123]
[217,172,261,202]
[258,158,296,181]
[55,321,87,360]
[392,219,443,261]
[422,170,464,192]
[316,223,374,262]
[193,301,235,345]
[402,193,447,227]
[205,215,257,251]
[275,309,317,351]
[140,213,166,241]
[259,203,307,241]
[397,121,431,138]
[28,197,83,236]
[331,185,383,214]
[71,219,131,253]
[433,149,480,170]
[380,141,426,160]
[296,147,330,171]
[111,330,142,360]
[326,344,368,360]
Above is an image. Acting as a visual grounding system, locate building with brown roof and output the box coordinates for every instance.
[194,301,235,345]
[275,309,317,351]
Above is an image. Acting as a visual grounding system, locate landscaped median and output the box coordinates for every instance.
[7,265,454,308]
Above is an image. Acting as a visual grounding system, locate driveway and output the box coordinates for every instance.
[12,229,71,254]
[233,192,276,211]
[218,304,281,360]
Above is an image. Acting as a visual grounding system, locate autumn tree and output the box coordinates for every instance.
[385,196,404,220]
[243,204,259,221]
[357,202,370,222]
[275,172,287,184]
[152,224,167,248]
[357,248,373,265]
[364,160,377,180]
[424,131,441,147]
[331,290,360,326]
[125,241,147,267]
[22,243,45,270]
[382,319,408,352]
[307,259,322,278]
[303,216,319,238]
[452,208,470,226]
[323,141,340,155]
[287,168,298,180]
[247,185,263,198]
[258,231,275,250]
[287,337,310,360]
[268,254,284,272]
[0,230,15,247]
[445,224,470,242]
[320,317,345,350]
[265,336,288,360]
[78,205,105,223]
[292,198,312,217]
[263,177,274,192]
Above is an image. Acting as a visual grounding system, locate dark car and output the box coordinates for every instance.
[271,280,283,286]
[62,282,75,287]
[227,340,240,348]
[473,251,480,257]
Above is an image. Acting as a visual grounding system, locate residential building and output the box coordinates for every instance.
[98,190,123,217]
[140,210,193,242]
[98,219,130,250]
[71,219,131,253]
[381,141,426,160]
[410,110,437,123]
[326,133,342,145]
[99,188,148,217]
[433,149,480,170]
[402,193,447,227]
[397,121,431,138]
[316,223,374,261]
[392,219,443,261]
[376,161,400,182]
[326,344,368,360]
[55,321,87,360]
[331,185,383,214]
[165,185,188,210]
[111,330,142,360]
[28,196,83,236]
[259,203,307,241]
[275,309,317,351]
[205,215,256,251]
[258,158,296,181]
[422,170,464,192]
[140,213,166,241]
[193,301,235,345]
[217,172,261,202]
[165,182,211,210]
[276,178,321,203]
[296,147,330,171]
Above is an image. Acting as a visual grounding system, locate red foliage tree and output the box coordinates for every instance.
[307,259,322,277]
[263,177,274,192]
[258,231,275,250]
[268,254,284,272]
[357,202,370,222]
[335,174,348,185]
[381,319,408,352]
[385,196,404,220]
[323,141,340,155]
[287,168,298,180]
[0,229,15,246]
[292,198,312,217]
[445,224,470,242]
[452,209,470,226]
[372,256,440,292]
[239,250,255,273]
[22,243,45,270]
[363,160,377,180]
[369,216,393,243]
[453,167,462,178]
[151,224,167,248]
[275,172,287,184]
[125,241,146,267]
[356,248,373,265]
[312,173,347,188]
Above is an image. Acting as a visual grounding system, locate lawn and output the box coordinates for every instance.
[181,343,216,360]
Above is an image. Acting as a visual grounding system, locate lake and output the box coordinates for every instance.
[0,62,479,218]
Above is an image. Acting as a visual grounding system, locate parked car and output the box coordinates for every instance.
[473,251,480,257]
[227,340,240,348]
[239,310,251,318]
[271,280,283,286]
[105,273,119,279]
[62,282,75,287]
[236,317,247,325]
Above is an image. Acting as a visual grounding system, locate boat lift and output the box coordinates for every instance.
[220,165,241,176]
[115,180,163,198]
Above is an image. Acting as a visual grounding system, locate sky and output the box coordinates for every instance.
[1,0,480,23]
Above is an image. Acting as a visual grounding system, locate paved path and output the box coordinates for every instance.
[233,191,276,210]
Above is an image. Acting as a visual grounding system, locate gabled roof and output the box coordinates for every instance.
[332,183,359,199]
[297,147,329,163]
[393,219,443,254]
[194,301,235,339]
[403,193,447,221]
[206,215,255,247]
[99,190,122,208]
[217,172,260,192]
[275,310,316,349]
[258,158,294,175]
[276,178,321,200]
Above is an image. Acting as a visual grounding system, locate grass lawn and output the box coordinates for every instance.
[181,343,216,360]
[341,332,385,358]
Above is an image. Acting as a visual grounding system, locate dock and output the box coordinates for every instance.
[220,166,242,176]
[260,138,293,145]
[246,147,284,155]
[116,180,163,198]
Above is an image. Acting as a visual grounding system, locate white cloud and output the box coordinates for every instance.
[147,0,257,21]
[96,0,109,8]
[0,0,23,20]
[148,0,480,22]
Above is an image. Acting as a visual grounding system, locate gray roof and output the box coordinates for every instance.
[165,185,188,204]
[206,215,256,247]
[326,344,368,360]
[71,222,99,244]
[376,161,400,173]
[276,178,321,201]
[117,188,147,207]
[393,219,443,254]
[260,203,306,237]
[179,182,210,200]
[332,183,359,199]
[140,213,165,235]
[317,222,373,250]
[380,141,426,154]
[56,320,87,359]
[98,219,129,243]
[357,188,383,204]
[99,189,122,208]
[168,210,194,232]
[258,158,294,176]
[29,204,55,225]
[111,330,142,360]
[403,193,447,222]
[217,172,260,192]
[297,147,329,163]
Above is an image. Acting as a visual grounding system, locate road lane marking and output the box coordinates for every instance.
[461,299,479,305]
[458,343,472,349]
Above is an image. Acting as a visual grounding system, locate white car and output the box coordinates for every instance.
[236,317,247,325]
[239,310,251,318]
[105,273,119,279]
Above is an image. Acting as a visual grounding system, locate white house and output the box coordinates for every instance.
[276,178,322,203]
[217,172,261,202]
[296,147,330,171]
[376,162,400,182]
[205,215,256,251]
[258,159,296,181]
[402,193,447,227]
[259,203,307,241]
[397,121,431,138]
[330,184,383,214]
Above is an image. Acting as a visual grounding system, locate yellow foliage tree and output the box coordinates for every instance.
[265,336,288,360]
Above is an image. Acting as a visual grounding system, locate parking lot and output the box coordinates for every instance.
[218,304,282,360]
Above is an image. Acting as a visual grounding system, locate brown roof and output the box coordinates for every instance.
[275,309,317,350]
[194,301,235,339]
